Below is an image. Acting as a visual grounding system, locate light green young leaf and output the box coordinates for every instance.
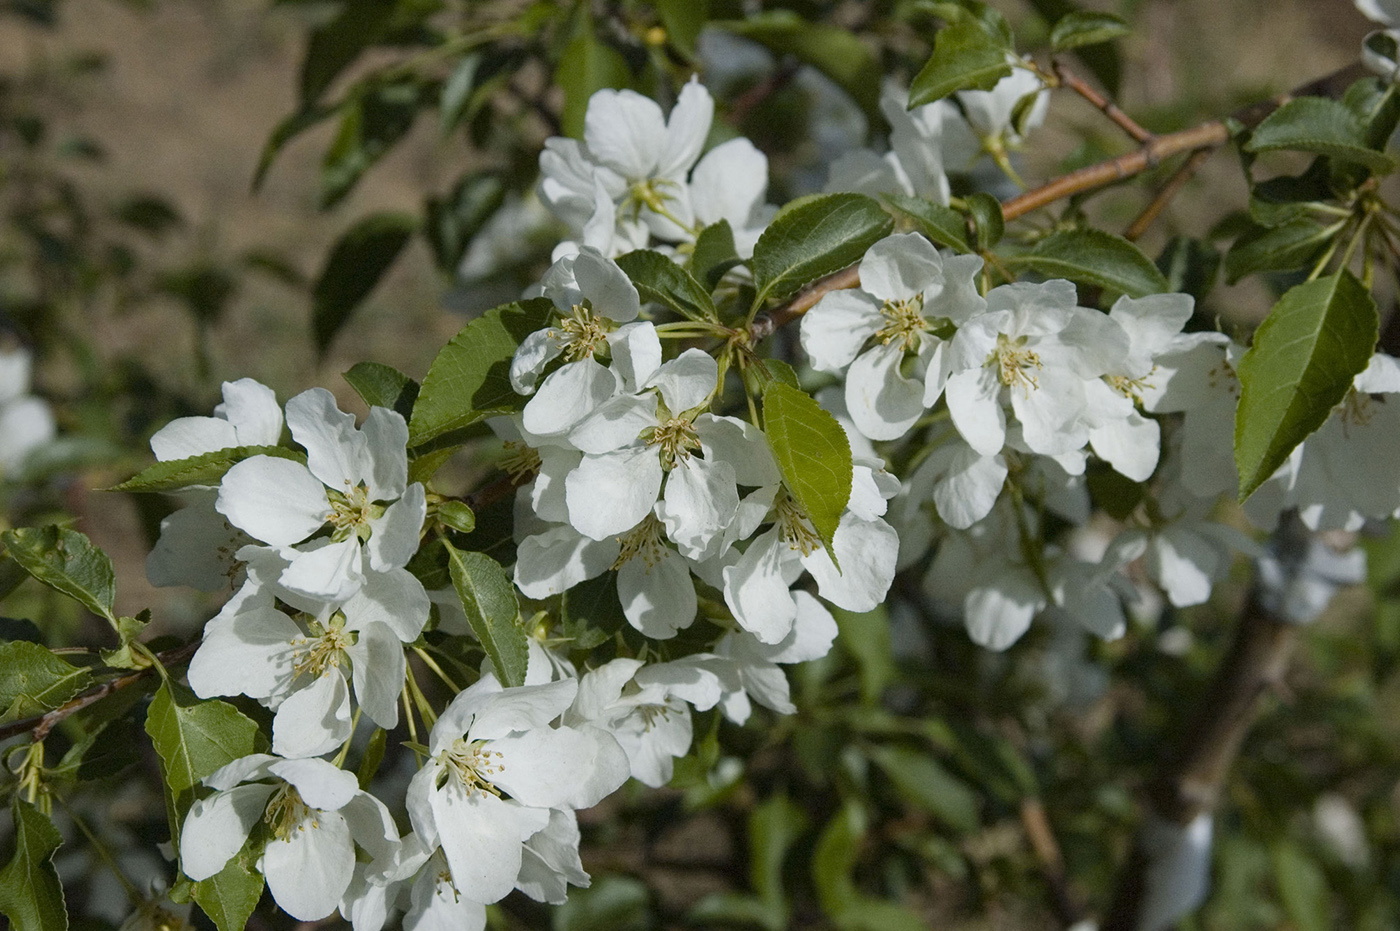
[312,211,418,354]
[1004,228,1169,297]
[615,249,717,322]
[110,445,305,493]
[868,744,980,833]
[881,194,971,253]
[1049,11,1129,51]
[445,543,528,688]
[192,840,264,931]
[408,298,554,446]
[1224,218,1341,284]
[556,30,631,140]
[751,193,891,308]
[763,382,853,562]
[1235,271,1378,500]
[343,361,419,421]
[1245,96,1398,174]
[0,642,90,724]
[1,526,115,623]
[0,798,68,931]
[908,17,1013,107]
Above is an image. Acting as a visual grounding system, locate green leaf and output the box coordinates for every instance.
[1224,218,1340,284]
[312,211,417,354]
[111,445,304,493]
[1248,160,1335,228]
[1005,229,1168,297]
[1156,235,1219,301]
[1245,96,1398,174]
[0,554,29,602]
[424,171,507,273]
[408,298,554,445]
[749,793,806,909]
[868,744,980,833]
[1049,11,1129,50]
[253,103,338,191]
[357,727,388,789]
[556,30,631,140]
[692,219,743,289]
[762,382,853,561]
[656,0,707,56]
[438,52,482,134]
[751,193,892,308]
[99,610,152,670]
[1235,271,1378,500]
[436,500,476,534]
[615,249,717,322]
[344,362,419,421]
[553,874,653,931]
[145,682,259,795]
[1272,842,1329,931]
[718,11,880,119]
[965,192,1004,250]
[444,543,528,688]
[560,573,627,651]
[882,194,970,253]
[831,605,894,705]
[0,798,67,931]
[812,803,864,916]
[908,17,1013,107]
[1,526,115,622]
[192,840,264,931]
[0,642,89,724]
[299,0,397,105]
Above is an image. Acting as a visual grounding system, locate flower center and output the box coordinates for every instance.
[1340,388,1378,428]
[291,621,352,679]
[557,304,612,362]
[439,737,505,798]
[326,483,383,542]
[987,332,1042,392]
[500,440,542,482]
[638,702,673,730]
[627,177,682,218]
[613,513,668,570]
[1107,370,1153,403]
[775,490,820,556]
[264,784,315,841]
[645,416,701,470]
[876,295,927,352]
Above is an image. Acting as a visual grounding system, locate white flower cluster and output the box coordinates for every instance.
[0,343,56,477]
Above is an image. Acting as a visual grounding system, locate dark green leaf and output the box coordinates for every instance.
[157,265,237,325]
[1049,11,1129,51]
[444,543,528,688]
[553,874,653,931]
[1005,228,1168,297]
[424,172,507,273]
[439,53,483,134]
[1248,159,1335,228]
[0,555,28,602]
[114,195,183,238]
[657,0,707,56]
[253,103,338,191]
[812,804,863,916]
[53,717,142,783]
[408,298,553,445]
[299,0,397,105]
[556,31,631,140]
[832,605,893,705]
[320,80,428,208]
[718,11,880,119]
[192,840,264,931]
[436,500,476,534]
[691,220,743,289]
[1236,272,1378,500]
[763,382,852,561]
[616,249,717,322]
[111,445,304,493]
[99,611,152,670]
[751,193,891,307]
[1224,218,1340,283]
[0,642,89,723]
[1272,842,1329,931]
[0,798,67,931]
[344,362,419,421]
[749,793,806,908]
[965,192,1003,250]
[1,527,115,622]
[869,744,980,833]
[1245,96,1398,174]
[882,194,971,253]
[1024,0,1120,93]
[356,727,388,789]
[312,212,417,354]
[1156,236,1219,301]
[908,17,1013,107]
[560,573,627,651]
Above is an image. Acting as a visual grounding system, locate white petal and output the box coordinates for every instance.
[217,457,329,546]
[366,482,426,571]
[349,622,404,730]
[607,321,661,391]
[919,443,1007,530]
[574,248,641,322]
[221,378,284,446]
[360,407,409,501]
[658,78,713,178]
[280,537,364,601]
[762,590,838,663]
[523,358,617,437]
[722,528,799,644]
[658,457,739,561]
[585,89,666,179]
[800,290,883,373]
[569,394,657,454]
[859,232,943,303]
[511,329,567,394]
[491,725,629,808]
[287,388,367,492]
[150,417,239,461]
[264,809,355,921]
[456,678,578,742]
[647,349,718,413]
[801,515,898,612]
[267,757,359,811]
[617,548,697,638]
[1089,412,1160,482]
[1149,529,1220,608]
[690,138,768,229]
[565,448,663,540]
[272,671,352,758]
[513,525,620,599]
[188,607,299,701]
[696,414,780,487]
[433,791,548,904]
[344,567,430,642]
[945,368,1006,456]
[964,573,1043,650]
[846,342,925,441]
[180,783,276,880]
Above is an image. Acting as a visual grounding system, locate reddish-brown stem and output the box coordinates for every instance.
[1054,60,1155,144]
[1124,148,1216,242]
[0,639,202,744]
[747,264,861,343]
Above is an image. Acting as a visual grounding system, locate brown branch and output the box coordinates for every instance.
[1054,60,1154,145]
[0,639,202,744]
[1021,797,1086,927]
[1124,148,1215,242]
[747,264,861,343]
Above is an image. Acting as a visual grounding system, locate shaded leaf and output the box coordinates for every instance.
[1235,271,1378,500]
[616,249,717,322]
[1224,218,1340,283]
[751,193,891,307]
[1,527,115,622]
[0,798,67,931]
[409,298,554,445]
[1049,11,1129,51]
[831,605,894,705]
[0,641,89,724]
[868,744,980,833]
[424,172,507,273]
[657,0,707,56]
[344,362,419,421]
[439,52,483,134]
[763,382,852,562]
[111,445,305,493]
[1005,228,1168,297]
[320,80,428,208]
[312,212,417,354]
[299,0,396,105]
[253,103,338,190]
[560,573,627,652]
[445,543,527,688]
[882,194,970,253]
[965,192,1003,250]
[691,219,742,289]
[192,840,264,931]
[1245,96,1398,174]
[1272,842,1329,931]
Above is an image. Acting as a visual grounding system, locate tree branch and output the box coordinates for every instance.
[1053,60,1155,145]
